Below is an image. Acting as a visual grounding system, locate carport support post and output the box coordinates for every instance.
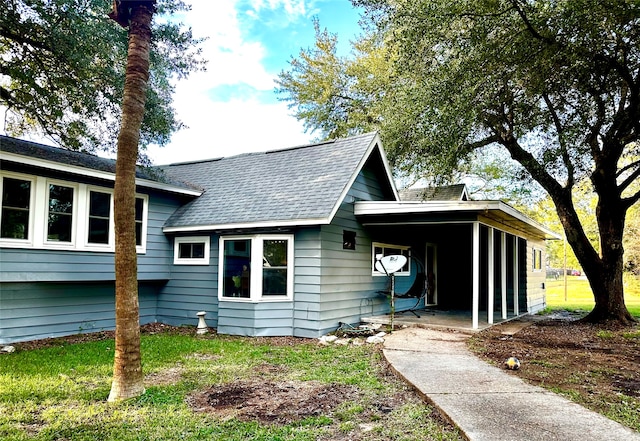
[501,232,507,319]
[487,227,494,324]
[472,222,480,329]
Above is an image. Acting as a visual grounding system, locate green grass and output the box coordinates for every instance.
[0,333,462,441]
[545,274,640,318]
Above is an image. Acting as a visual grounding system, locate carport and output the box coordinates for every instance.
[355,200,560,329]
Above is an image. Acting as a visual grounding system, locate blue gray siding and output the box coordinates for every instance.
[156,235,219,329]
[0,182,189,344]
[0,282,159,344]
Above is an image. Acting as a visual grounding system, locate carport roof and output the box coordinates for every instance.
[354,200,561,240]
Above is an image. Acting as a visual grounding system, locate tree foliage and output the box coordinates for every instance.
[278,0,640,323]
[0,0,204,153]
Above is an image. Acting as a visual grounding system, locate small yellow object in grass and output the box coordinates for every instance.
[505,357,521,370]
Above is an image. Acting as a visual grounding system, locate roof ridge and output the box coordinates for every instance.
[162,132,378,166]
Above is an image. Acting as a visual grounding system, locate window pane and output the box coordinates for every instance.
[135,198,143,221]
[1,177,31,239]
[223,239,251,298]
[88,218,109,244]
[47,184,73,242]
[88,191,110,244]
[2,177,31,208]
[178,242,205,259]
[178,243,192,258]
[263,268,287,296]
[89,191,110,218]
[263,239,288,296]
[135,197,144,246]
[192,243,205,258]
[263,239,287,267]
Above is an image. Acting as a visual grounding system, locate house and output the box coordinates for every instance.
[0,133,558,344]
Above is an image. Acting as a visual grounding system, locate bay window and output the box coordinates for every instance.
[219,235,294,301]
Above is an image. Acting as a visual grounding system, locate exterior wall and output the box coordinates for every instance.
[312,162,397,337]
[525,237,547,313]
[0,281,158,344]
[156,235,219,329]
[214,227,324,337]
[0,161,189,343]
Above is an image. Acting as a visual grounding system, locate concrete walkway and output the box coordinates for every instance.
[383,327,640,441]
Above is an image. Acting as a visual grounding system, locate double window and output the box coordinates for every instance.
[372,242,411,276]
[0,172,148,252]
[219,235,294,302]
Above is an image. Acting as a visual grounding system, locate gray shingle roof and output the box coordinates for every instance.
[399,184,469,202]
[0,135,198,191]
[162,132,385,230]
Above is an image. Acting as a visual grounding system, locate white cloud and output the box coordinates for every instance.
[147,98,311,164]
[147,0,315,164]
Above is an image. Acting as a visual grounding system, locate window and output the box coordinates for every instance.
[533,248,542,271]
[87,190,111,245]
[174,236,210,265]
[219,235,294,301]
[47,183,75,243]
[0,172,149,253]
[1,176,32,240]
[135,197,144,246]
[343,230,356,250]
[372,242,411,276]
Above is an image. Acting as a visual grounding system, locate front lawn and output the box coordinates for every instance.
[0,327,462,441]
[545,274,640,317]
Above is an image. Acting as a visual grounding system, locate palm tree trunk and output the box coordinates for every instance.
[108,1,155,402]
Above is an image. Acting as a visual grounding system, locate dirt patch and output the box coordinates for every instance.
[469,315,640,420]
[188,380,362,424]
[145,367,184,386]
[186,377,425,429]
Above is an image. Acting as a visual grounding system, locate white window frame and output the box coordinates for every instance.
[44,179,78,248]
[372,242,411,277]
[218,234,294,303]
[174,236,210,265]
[84,187,115,251]
[0,171,148,253]
[533,248,543,272]
[0,172,35,246]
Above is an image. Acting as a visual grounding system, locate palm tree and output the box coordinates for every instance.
[107,0,156,402]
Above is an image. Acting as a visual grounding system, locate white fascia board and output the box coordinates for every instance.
[163,217,330,233]
[354,200,561,239]
[326,133,400,224]
[1,151,202,197]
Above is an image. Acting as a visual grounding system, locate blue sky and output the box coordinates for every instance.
[147,0,363,164]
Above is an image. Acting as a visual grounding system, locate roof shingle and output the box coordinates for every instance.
[162,132,382,229]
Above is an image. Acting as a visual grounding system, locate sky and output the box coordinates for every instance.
[146,0,363,165]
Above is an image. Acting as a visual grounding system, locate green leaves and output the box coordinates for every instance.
[0,0,204,153]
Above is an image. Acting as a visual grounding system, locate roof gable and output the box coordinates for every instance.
[162,132,397,231]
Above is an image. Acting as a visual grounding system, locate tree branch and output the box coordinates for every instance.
[509,0,555,45]
[619,162,640,193]
[622,188,640,210]
[542,93,574,187]
[0,27,54,54]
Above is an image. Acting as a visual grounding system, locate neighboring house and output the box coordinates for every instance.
[0,133,558,344]
[399,184,469,202]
